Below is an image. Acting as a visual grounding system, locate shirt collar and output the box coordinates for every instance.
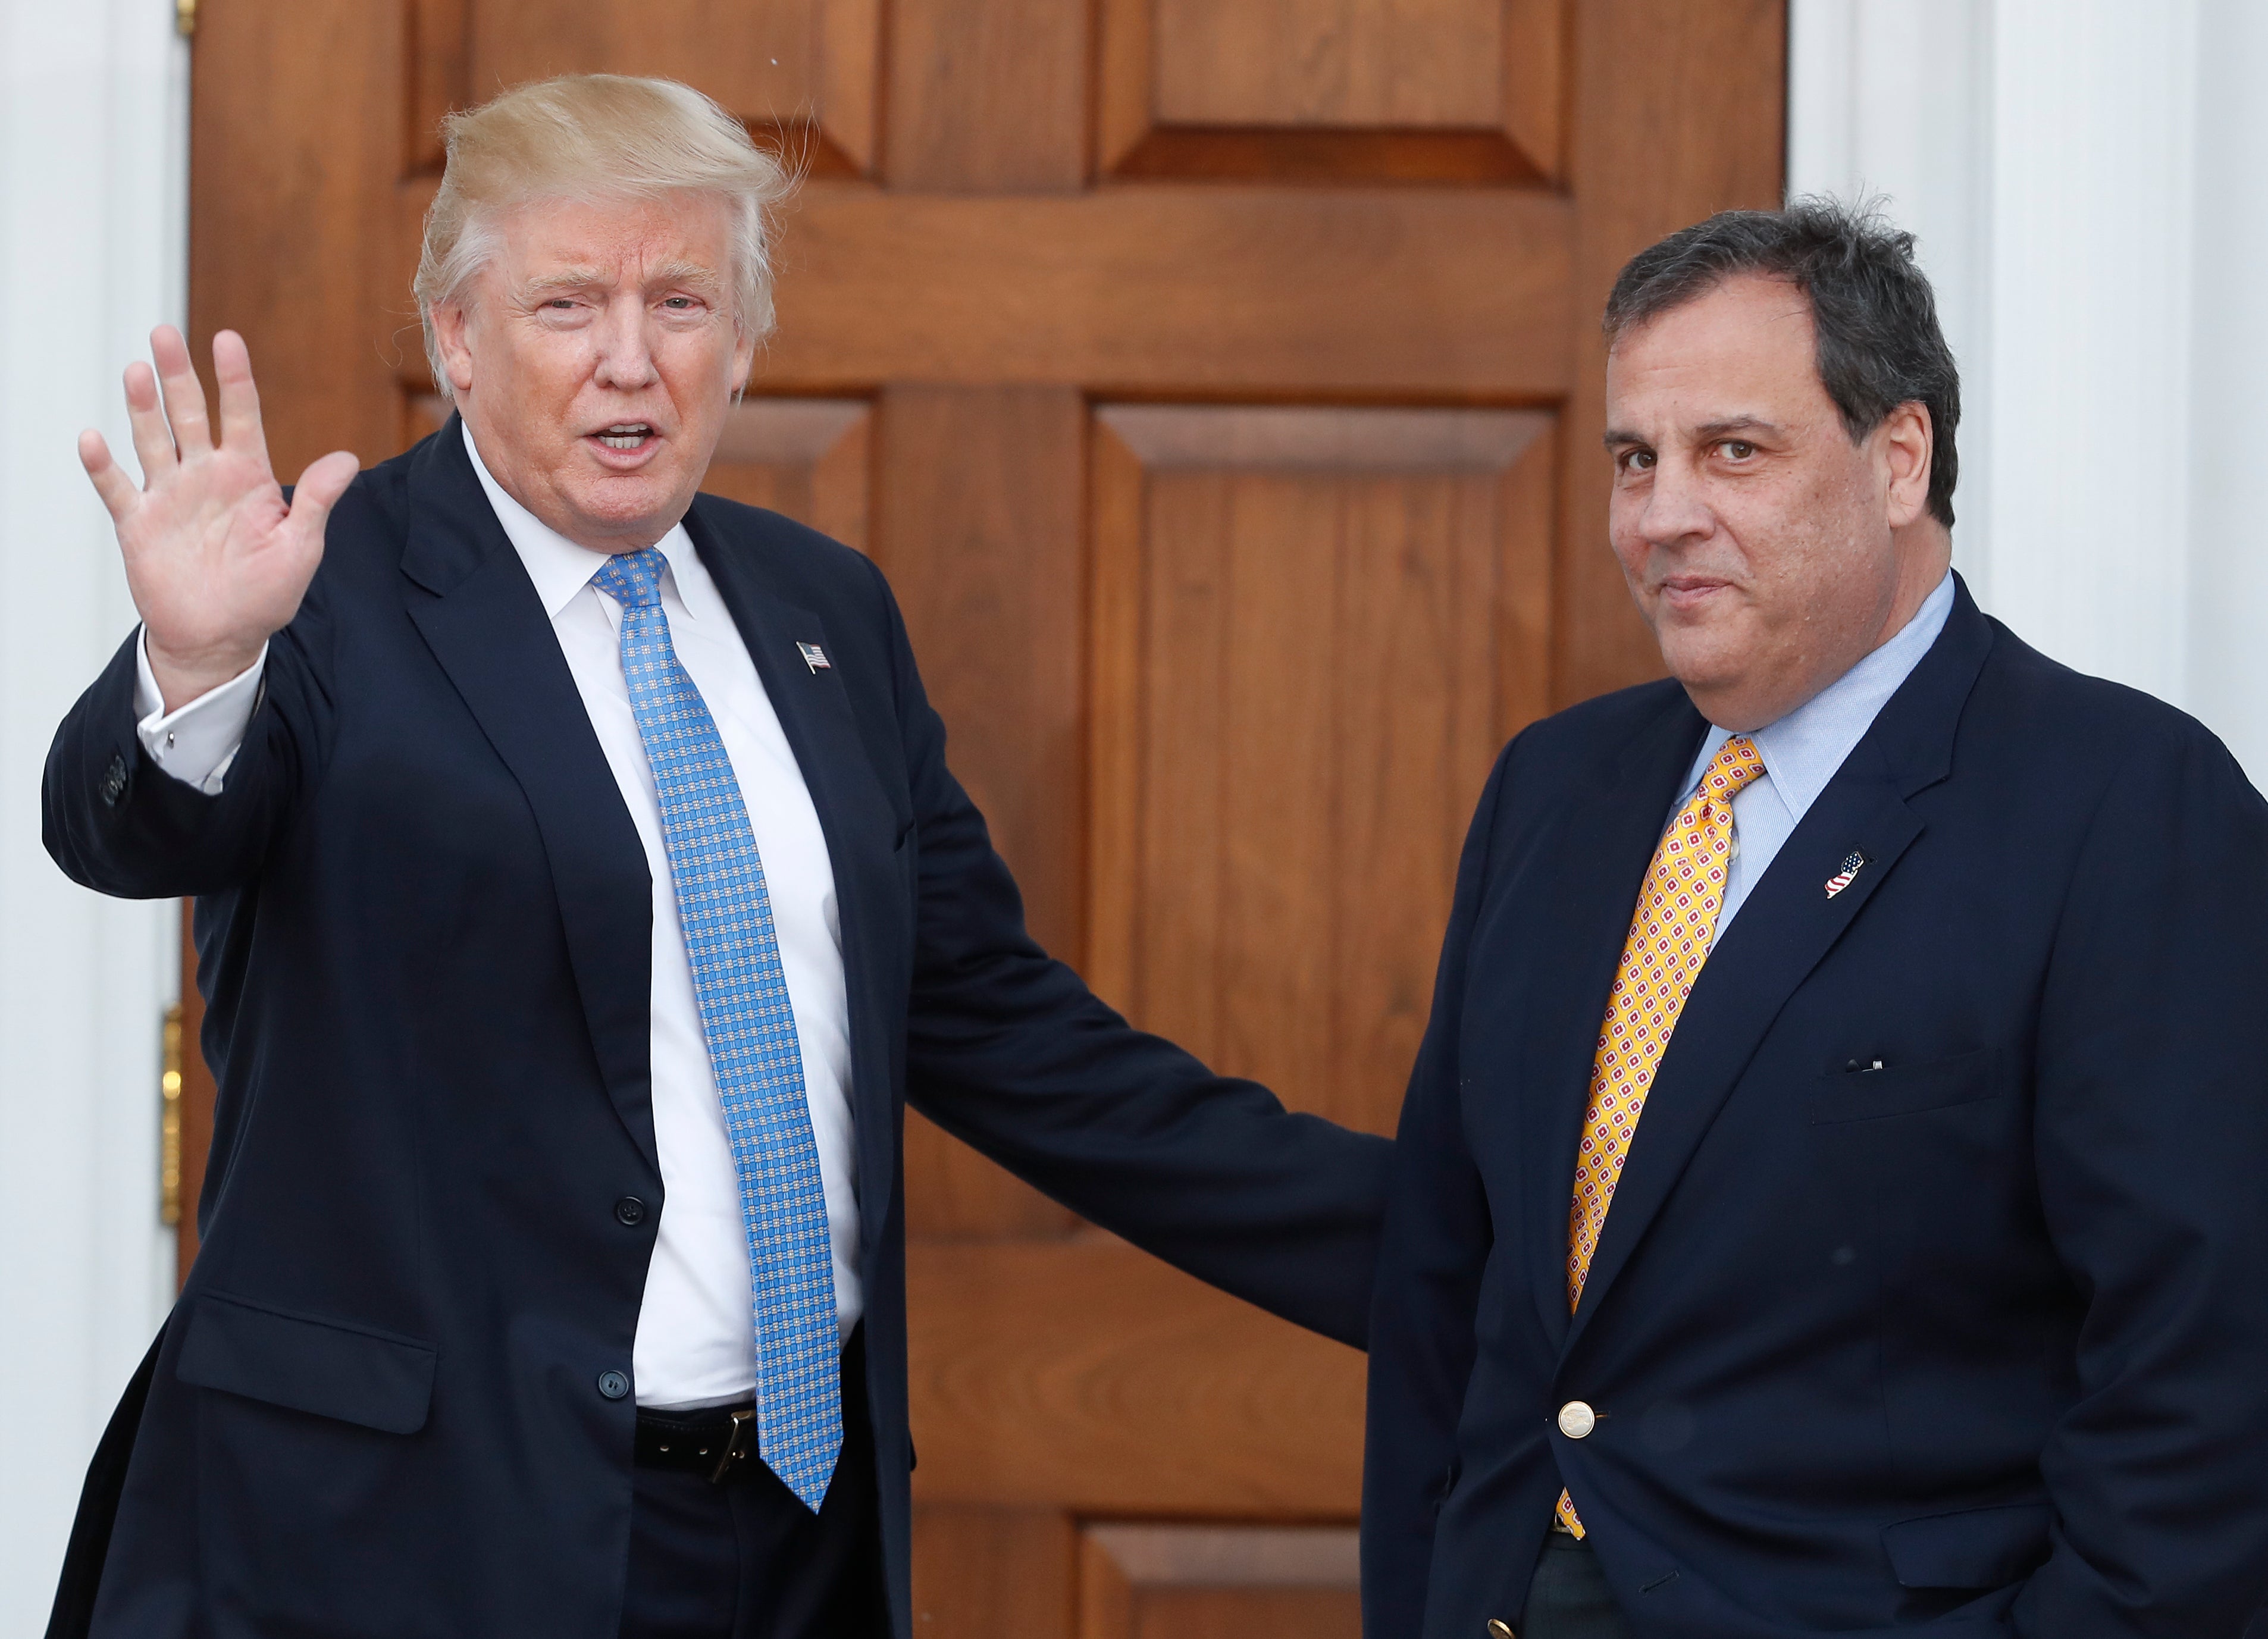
[1680,569,1957,819]
[461,419,700,622]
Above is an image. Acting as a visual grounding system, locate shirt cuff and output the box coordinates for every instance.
[134,631,266,795]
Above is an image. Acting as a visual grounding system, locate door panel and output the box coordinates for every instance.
[1080,1525,1362,1639]
[1105,0,1564,183]
[916,1507,1079,1639]
[186,2,1785,1629]
[412,0,882,171]
[1149,0,1511,126]
[1089,405,1552,1131]
[886,0,1091,191]
[875,386,1090,1241]
[703,397,873,550]
[910,1235,1363,1511]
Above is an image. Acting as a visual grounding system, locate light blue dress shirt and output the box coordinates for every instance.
[1676,571,1955,941]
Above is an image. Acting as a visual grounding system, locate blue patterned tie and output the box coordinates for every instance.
[588,546,842,1511]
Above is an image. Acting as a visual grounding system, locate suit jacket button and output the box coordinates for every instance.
[597,1370,631,1400]
[1558,1400,1597,1439]
[1487,1621,1515,1638]
[613,1195,647,1226]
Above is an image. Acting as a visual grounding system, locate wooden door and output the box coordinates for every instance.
[181,3,1784,1631]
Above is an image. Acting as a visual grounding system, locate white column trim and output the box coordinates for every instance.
[0,1,187,1623]
[1791,0,2266,782]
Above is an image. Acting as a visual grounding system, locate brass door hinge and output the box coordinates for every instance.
[176,0,196,38]
[161,1004,184,1226]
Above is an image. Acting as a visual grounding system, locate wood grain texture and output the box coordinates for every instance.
[886,0,1089,191]
[407,0,470,174]
[1104,128,1547,186]
[1102,0,1566,184]
[703,397,873,551]
[737,187,1574,393]
[1501,0,1570,179]
[906,1233,1365,1511]
[1088,406,1553,1137]
[463,0,880,170]
[192,0,409,481]
[390,181,1576,394]
[875,388,1086,978]
[815,0,883,173]
[878,387,1088,1240]
[1080,1525,1361,1639]
[914,1506,1077,1639]
[1151,0,1505,128]
[903,1111,1077,1242]
[1552,0,1785,708]
[1083,423,1146,1016]
[1094,0,1156,174]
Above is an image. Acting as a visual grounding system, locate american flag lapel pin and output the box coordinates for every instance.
[796,641,831,673]
[1824,850,1868,898]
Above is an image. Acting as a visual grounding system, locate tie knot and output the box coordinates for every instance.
[1702,734,1765,800]
[590,546,668,610]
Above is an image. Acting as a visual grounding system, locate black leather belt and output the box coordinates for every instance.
[635,1403,760,1484]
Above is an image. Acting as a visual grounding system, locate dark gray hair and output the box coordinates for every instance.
[1603,198,1961,527]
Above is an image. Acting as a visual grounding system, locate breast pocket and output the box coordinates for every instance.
[1811,1046,2009,1124]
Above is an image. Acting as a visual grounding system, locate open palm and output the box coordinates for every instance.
[79,325,358,712]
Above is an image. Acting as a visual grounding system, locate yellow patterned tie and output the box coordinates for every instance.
[1555,734,1765,1538]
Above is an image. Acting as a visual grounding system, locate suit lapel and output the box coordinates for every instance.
[399,419,659,1171]
[1558,584,1996,1361]
[685,502,907,1256]
[1558,756,1921,1357]
[1512,697,1708,1349]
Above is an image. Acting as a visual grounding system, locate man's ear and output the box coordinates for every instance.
[1878,402,1934,529]
[730,324,759,400]
[433,302,477,397]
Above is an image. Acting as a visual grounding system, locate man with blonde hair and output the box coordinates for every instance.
[44,76,1386,1639]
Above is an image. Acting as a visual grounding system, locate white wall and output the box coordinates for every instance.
[0,1,186,1628]
[1790,0,2268,782]
[2186,0,2268,772]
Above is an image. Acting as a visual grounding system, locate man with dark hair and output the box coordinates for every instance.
[1362,199,2268,1638]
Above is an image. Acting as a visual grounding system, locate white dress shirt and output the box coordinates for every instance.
[133,424,863,1409]
[1672,569,1956,941]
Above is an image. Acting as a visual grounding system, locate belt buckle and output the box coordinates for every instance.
[709,1408,756,1484]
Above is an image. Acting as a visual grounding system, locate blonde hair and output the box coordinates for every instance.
[413,75,792,399]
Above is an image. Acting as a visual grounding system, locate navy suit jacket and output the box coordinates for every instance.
[1364,581,2268,1638]
[42,421,1388,1639]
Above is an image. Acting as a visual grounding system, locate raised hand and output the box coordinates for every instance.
[79,326,358,713]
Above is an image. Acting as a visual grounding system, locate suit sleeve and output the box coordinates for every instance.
[867,558,1390,1349]
[1360,740,1509,1637]
[44,580,334,901]
[2018,722,2268,1636]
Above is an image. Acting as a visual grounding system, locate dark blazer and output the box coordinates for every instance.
[42,420,1388,1639]
[1364,581,2268,1638]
